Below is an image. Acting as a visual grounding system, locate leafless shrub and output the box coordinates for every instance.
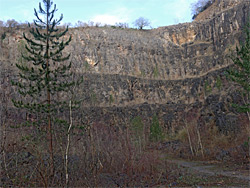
[115,22,129,29]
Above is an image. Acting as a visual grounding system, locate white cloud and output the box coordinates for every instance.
[91,14,123,25]
[90,7,132,25]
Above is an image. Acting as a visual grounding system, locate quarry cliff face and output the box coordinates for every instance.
[68,0,248,78]
[1,0,249,131]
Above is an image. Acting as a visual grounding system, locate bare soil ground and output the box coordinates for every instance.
[167,159,249,180]
[162,154,249,187]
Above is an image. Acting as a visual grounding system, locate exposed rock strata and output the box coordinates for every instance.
[0,0,249,132]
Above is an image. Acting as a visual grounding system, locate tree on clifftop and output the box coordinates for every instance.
[12,0,75,178]
[133,17,150,30]
[191,0,214,20]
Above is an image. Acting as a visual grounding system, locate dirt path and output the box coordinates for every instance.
[167,159,250,181]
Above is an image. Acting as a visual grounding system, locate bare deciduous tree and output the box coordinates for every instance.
[133,17,150,30]
[75,20,87,28]
[6,19,19,28]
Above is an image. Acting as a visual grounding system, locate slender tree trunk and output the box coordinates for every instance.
[184,122,194,157]
[196,125,204,158]
[65,100,73,187]
[47,88,53,176]
[247,112,250,127]
[46,9,54,177]
[242,94,250,127]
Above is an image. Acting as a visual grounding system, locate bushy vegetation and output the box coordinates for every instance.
[191,0,215,20]
[226,23,250,120]
[150,114,164,142]
[0,18,132,30]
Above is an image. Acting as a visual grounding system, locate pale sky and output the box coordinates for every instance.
[0,0,198,28]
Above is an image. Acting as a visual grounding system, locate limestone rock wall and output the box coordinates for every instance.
[0,0,249,131]
[67,0,249,81]
[194,0,245,21]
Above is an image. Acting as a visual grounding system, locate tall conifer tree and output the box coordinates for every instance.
[12,0,73,175]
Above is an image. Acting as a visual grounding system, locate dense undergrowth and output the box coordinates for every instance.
[1,112,249,187]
